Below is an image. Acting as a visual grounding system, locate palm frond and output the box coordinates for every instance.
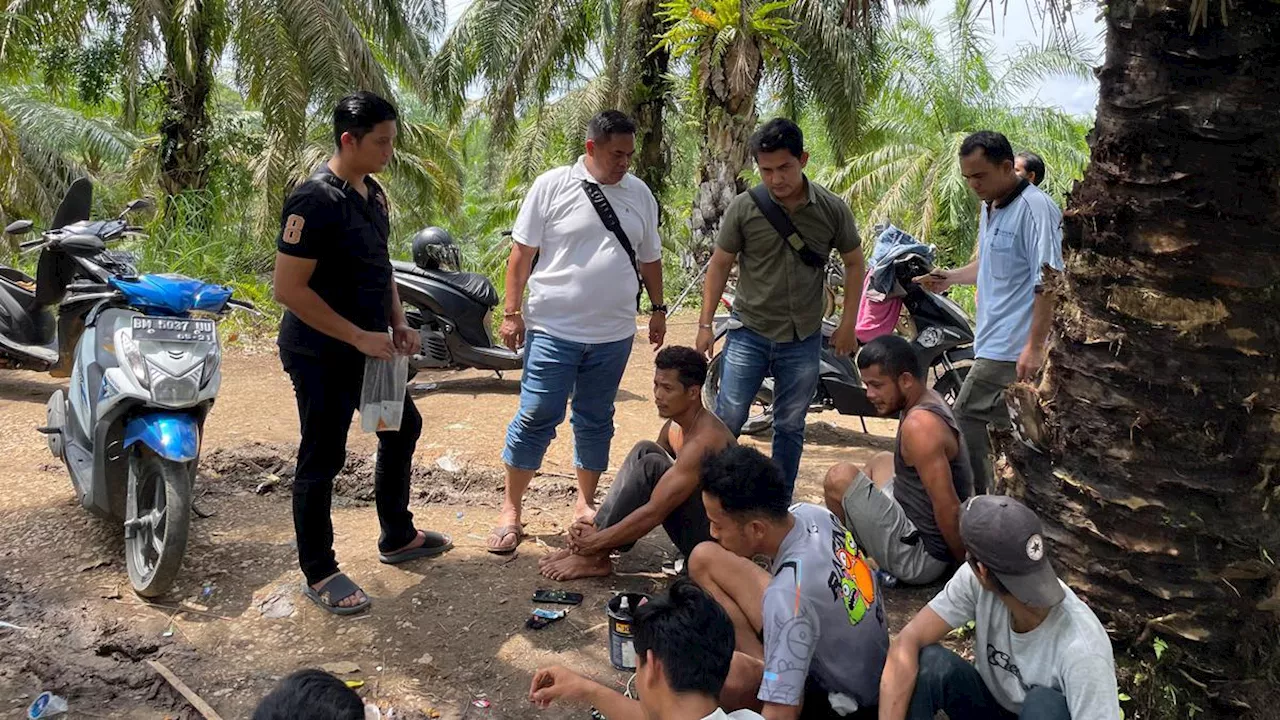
[827,0,1090,258]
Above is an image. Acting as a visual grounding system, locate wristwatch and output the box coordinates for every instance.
[650,304,668,315]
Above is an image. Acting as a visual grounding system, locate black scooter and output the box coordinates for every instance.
[704,252,975,435]
[0,178,146,375]
[393,228,522,376]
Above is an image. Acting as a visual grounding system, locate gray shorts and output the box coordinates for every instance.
[840,471,949,585]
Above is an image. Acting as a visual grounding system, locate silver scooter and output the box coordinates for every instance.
[4,181,252,597]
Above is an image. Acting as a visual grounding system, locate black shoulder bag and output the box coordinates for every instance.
[580,180,643,310]
[747,184,826,269]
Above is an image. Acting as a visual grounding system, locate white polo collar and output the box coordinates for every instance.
[570,155,630,189]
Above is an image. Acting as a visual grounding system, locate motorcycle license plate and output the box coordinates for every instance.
[131,316,216,343]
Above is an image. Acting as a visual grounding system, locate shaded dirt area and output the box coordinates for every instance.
[0,320,936,719]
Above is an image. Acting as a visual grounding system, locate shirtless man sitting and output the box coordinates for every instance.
[540,346,735,581]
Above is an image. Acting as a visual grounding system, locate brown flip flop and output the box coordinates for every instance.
[486,524,524,554]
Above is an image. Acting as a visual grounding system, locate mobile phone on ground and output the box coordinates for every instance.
[532,589,584,605]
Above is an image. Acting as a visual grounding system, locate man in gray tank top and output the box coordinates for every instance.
[824,336,973,585]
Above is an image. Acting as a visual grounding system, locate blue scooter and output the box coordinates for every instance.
[4,180,253,597]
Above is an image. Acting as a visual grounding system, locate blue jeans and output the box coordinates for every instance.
[715,324,821,492]
[502,331,634,473]
[910,645,1071,720]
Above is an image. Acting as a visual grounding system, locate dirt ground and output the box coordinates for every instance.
[0,319,937,719]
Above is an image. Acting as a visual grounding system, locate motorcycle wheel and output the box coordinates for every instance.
[704,352,774,436]
[125,449,193,598]
[931,361,973,407]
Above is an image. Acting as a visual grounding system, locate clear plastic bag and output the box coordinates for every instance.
[359,352,409,433]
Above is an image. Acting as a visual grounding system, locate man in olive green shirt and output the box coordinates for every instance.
[696,118,865,493]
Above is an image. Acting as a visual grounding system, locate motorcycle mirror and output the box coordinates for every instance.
[4,220,34,236]
[120,197,156,218]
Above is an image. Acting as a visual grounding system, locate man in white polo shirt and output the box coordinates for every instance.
[487,110,665,553]
[917,131,1063,494]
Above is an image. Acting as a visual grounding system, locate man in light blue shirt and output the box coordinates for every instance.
[917,131,1063,493]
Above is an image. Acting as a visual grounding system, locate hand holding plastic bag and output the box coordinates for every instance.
[360,342,409,433]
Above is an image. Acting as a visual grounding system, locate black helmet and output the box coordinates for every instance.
[411,226,462,272]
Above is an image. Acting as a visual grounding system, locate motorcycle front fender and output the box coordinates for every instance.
[123,412,200,463]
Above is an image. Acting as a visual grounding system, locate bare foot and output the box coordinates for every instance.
[487,504,523,553]
[539,547,572,569]
[497,503,522,531]
[311,572,367,609]
[573,496,597,526]
[540,552,611,581]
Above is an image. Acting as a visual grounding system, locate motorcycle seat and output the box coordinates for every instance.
[393,261,499,307]
[0,268,37,302]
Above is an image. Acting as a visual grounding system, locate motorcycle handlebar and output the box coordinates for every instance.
[226,298,261,315]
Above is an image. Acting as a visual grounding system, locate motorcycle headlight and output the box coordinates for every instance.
[199,345,221,388]
[116,329,151,390]
[151,368,201,406]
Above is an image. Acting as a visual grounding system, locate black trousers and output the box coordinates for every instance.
[282,350,422,585]
[594,440,711,558]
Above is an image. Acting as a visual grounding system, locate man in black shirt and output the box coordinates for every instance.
[273,91,451,615]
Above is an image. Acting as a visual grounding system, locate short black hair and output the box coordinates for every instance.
[333,91,398,149]
[700,446,790,521]
[856,335,923,381]
[749,118,804,160]
[587,110,637,142]
[655,346,708,389]
[252,670,363,720]
[959,130,1014,165]
[1017,151,1046,185]
[633,578,736,697]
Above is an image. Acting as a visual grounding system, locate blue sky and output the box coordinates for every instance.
[442,0,1103,117]
[918,0,1104,116]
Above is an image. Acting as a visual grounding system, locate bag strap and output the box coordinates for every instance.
[748,184,826,269]
[581,180,643,310]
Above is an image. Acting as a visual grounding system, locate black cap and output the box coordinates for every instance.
[960,495,1065,607]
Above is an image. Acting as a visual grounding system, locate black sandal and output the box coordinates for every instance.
[302,573,371,616]
[379,530,453,564]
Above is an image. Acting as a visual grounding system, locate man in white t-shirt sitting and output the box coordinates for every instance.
[529,578,765,720]
[487,110,666,553]
[879,495,1121,720]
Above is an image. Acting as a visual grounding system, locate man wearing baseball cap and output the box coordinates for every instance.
[878,495,1121,719]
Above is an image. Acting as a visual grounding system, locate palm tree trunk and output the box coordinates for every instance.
[157,2,216,197]
[631,6,670,199]
[1002,0,1280,713]
[690,39,762,256]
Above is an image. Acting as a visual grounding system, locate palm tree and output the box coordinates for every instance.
[825,0,1093,260]
[0,86,139,226]
[997,0,1280,714]
[0,0,442,196]
[429,0,675,196]
[261,113,464,241]
[657,0,879,255]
